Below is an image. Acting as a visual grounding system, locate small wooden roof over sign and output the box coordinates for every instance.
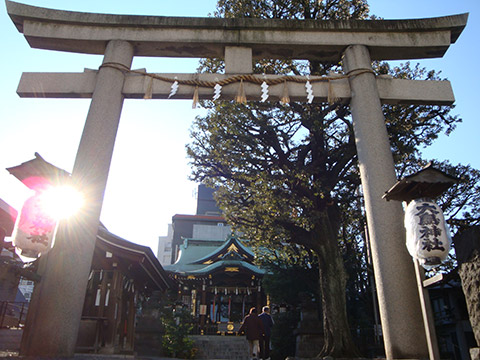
[6,152,70,190]
[383,163,459,202]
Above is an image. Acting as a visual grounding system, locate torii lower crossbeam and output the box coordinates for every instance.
[17,71,455,105]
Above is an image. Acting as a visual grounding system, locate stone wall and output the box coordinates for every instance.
[0,329,21,352]
[454,227,480,347]
[191,335,249,360]
[458,251,480,346]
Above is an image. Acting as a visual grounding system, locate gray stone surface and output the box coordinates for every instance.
[471,347,480,360]
[19,40,134,357]
[190,335,249,360]
[454,227,480,347]
[0,355,177,360]
[343,44,428,359]
[0,329,22,352]
[7,1,467,61]
[224,47,252,74]
[17,71,455,105]
[458,251,480,346]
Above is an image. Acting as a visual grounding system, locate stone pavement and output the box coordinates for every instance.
[0,349,244,360]
[0,355,180,360]
[0,329,249,360]
[0,329,388,360]
[0,355,254,360]
[0,353,248,359]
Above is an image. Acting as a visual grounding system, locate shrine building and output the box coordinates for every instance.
[163,185,268,334]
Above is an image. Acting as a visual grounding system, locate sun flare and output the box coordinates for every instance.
[39,186,84,220]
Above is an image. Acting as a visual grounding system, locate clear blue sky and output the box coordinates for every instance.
[1,0,478,255]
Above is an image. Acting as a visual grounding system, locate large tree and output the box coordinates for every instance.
[187,0,460,356]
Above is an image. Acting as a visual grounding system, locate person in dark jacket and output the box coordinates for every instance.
[238,307,265,360]
[258,306,274,360]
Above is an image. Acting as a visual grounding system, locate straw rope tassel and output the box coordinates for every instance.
[280,81,290,104]
[327,79,336,104]
[143,77,153,99]
[192,86,199,109]
[235,79,247,104]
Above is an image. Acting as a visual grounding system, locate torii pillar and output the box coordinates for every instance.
[343,44,427,359]
[6,1,467,358]
[19,40,134,357]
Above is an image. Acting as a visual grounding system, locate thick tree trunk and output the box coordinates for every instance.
[310,212,360,358]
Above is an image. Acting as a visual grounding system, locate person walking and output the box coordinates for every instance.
[258,306,274,360]
[238,307,265,360]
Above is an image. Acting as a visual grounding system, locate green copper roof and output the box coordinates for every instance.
[187,260,266,276]
[164,235,265,277]
[191,235,254,265]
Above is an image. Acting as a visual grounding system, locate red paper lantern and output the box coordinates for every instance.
[12,192,57,262]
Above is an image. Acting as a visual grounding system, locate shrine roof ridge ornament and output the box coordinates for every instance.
[6,0,468,61]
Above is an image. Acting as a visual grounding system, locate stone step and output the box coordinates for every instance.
[190,335,251,360]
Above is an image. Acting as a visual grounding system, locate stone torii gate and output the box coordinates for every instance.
[6,1,467,359]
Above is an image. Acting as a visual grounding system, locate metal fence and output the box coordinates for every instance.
[191,322,218,335]
[0,301,28,328]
